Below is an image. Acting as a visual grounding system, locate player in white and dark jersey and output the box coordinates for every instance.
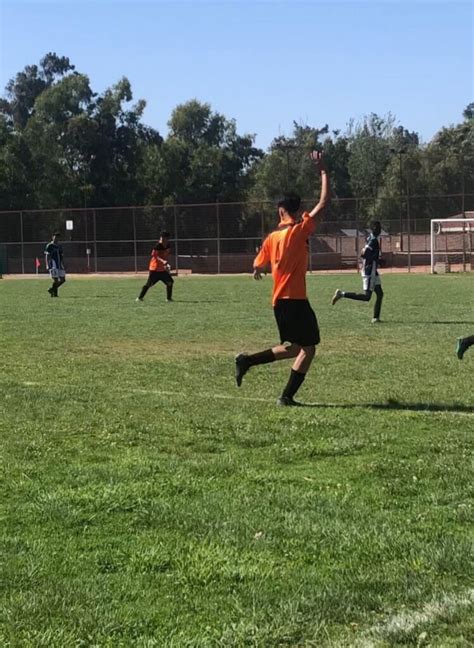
[44,232,66,298]
[331,221,384,323]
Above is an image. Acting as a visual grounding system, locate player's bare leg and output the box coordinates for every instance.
[277,345,315,406]
[235,343,300,387]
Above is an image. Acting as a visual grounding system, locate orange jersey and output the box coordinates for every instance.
[149,243,171,272]
[254,212,315,305]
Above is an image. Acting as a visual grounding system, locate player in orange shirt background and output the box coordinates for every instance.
[136,231,174,302]
[235,151,330,406]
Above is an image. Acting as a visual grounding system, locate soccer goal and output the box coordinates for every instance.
[430,218,474,273]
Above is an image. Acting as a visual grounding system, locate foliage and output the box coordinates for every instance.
[0,53,473,216]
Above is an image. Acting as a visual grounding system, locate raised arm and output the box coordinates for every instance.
[308,151,330,219]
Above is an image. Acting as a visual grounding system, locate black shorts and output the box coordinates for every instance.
[147,271,173,286]
[273,299,320,347]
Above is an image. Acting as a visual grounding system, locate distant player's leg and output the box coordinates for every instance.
[165,274,174,301]
[456,335,474,360]
[48,267,58,297]
[50,278,61,297]
[137,272,157,301]
[333,288,372,303]
[372,284,383,322]
[55,276,66,295]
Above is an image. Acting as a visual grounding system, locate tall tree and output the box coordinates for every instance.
[144,100,262,204]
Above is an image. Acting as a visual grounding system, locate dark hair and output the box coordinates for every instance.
[371,221,381,231]
[277,193,301,216]
[53,231,60,237]
[160,231,170,238]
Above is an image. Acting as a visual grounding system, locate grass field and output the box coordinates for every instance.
[1,273,473,647]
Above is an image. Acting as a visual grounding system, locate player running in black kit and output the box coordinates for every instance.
[331,221,384,323]
[44,232,66,298]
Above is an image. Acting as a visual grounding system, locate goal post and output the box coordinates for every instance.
[430,218,474,273]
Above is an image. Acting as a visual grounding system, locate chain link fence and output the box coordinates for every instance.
[0,194,473,275]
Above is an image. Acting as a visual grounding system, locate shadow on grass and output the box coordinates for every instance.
[389,320,474,325]
[170,299,243,304]
[299,399,473,413]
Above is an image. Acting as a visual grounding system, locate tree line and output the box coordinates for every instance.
[1,53,473,226]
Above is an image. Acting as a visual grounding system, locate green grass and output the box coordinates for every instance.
[1,273,473,647]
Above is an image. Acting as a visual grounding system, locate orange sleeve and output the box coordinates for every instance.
[254,236,271,268]
[297,212,316,237]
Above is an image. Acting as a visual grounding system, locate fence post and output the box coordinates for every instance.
[174,205,179,274]
[132,207,137,273]
[461,179,467,272]
[20,211,25,274]
[93,209,98,273]
[407,190,411,273]
[216,201,221,274]
[355,199,360,269]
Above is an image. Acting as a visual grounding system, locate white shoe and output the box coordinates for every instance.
[331,289,342,305]
[135,297,143,302]
[372,317,381,323]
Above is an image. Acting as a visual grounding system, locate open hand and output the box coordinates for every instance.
[310,150,325,169]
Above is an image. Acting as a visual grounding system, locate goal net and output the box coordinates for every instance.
[430,218,474,273]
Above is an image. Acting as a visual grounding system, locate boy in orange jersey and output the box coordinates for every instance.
[136,231,174,302]
[235,151,330,406]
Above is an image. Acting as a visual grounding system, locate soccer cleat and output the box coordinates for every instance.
[276,396,302,407]
[235,353,250,387]
[135,297,143,302]
[331,289,342,305]
[456,337,468,360]
[166,298,173,302]
[371,318,382,324]
[48,287,55,298]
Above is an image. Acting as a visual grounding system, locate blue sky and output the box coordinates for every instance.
[0,0,472,149]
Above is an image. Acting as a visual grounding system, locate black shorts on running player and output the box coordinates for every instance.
[147,270,173,286]
[273,299,320,347]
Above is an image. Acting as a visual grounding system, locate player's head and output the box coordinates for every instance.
[159,231,170,243]
[52,231,60,242]
[277,193,301,222]
[371,221,382,236]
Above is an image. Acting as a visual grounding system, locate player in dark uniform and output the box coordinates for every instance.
[456,335,474,359]
[136,231,174,302]
[44,232,66,298]
[331,221,384,323]
[235,151,330,406]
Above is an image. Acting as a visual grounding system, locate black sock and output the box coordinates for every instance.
[282,369,306,399]
[342,291,371,302]
[247,349,275,367]
[139,286,149,300]
[166,283,173,300]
